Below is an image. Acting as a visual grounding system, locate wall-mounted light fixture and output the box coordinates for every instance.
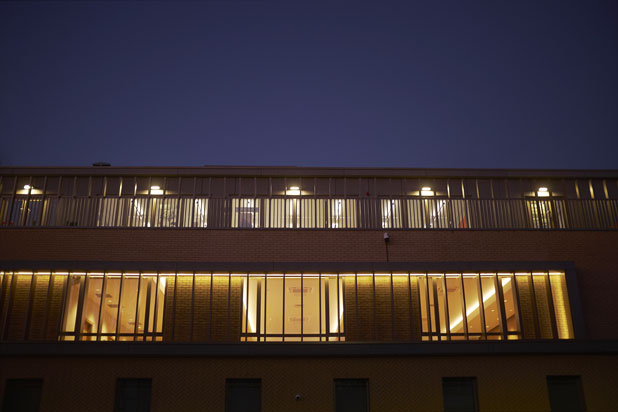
[421,186,434,196]
[286,186,301,196]
[23,185,32,190]
[150,185,163,195]
[537,187,549,197]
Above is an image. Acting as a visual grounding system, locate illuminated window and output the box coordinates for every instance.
[381,199,402,228]
[1,270,575,343]
[232,198,260,228]
[241,274,344,342]
[417,272,573,341]
[60,273,166,341]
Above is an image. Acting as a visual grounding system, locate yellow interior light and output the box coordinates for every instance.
[421,186,434,196]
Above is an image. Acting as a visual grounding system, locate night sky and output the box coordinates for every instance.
[0,1,616,169]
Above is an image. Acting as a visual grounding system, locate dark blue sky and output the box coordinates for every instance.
[1,1,616,169]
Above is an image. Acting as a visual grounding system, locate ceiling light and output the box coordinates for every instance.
[421,186,434,196]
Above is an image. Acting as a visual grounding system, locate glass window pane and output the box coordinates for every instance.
[549,273,574,339]
[284,276,302,341]
[547,376,586,412]
[533,273,555,339]
[2,379,43,412]
[334,379,368,412]
[463,275,482,335]
[442,377,478,412]
[118,276,139,340]
[481,274,502,338]
[226,379,261,412]
[446,275,465,338]
[500,274,520,337]
[265,276,283,340]
[80,275,103,340]
[100,275,121,340]
[62,274,84,340]
[114,379,151,412]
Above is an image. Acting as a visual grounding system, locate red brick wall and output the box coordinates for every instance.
[1,229,617,339]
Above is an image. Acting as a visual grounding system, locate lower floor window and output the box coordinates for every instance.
[1,379,43,412]
[334,379,369,412]
[0,270,574,342]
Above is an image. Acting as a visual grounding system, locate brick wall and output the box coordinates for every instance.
[1,354,616,412]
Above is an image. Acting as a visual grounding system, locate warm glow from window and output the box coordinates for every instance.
[421,187,434,196]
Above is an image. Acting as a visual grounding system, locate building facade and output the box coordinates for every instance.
[1,166,617,411]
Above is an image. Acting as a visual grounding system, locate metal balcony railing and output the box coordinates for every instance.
[1,195,616,230]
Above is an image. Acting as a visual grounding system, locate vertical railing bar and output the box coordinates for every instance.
[208,272,213,342]
[477,274,487,340]
[133,271,142,341]
[56,271,72,341]
[96,272,107,341]
[151,272,160,341]
[73,274,87,341]
[529,273,541,339]
[256,278,261,341]
[6,176,17,227]
[544,272,559,339]
[244,272,250,341]
[459,274,468,340]
[432,276,441,340]
[22,176,33,226]
[263,273,268,341]
[407,272,413,341]
[442,274,451,341]
[42,271,55,340]
[495,275,508,340]
[424,274,432,340]
[171,272,178,341]
[227,271,231,341]
[390,271,395,341]
[372,271,377,341]
[23,272,37,340]
[282,272,286,341]
[355,272,359,342]
[37,176,48,226]
[115,272,125,342]
[337,271,341,341]
[324,275,330,341]
[300,271,304,342]
[190,271,195,341]
[318,271,322,341]
[141,276,152,341]
[511,273,524,339]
